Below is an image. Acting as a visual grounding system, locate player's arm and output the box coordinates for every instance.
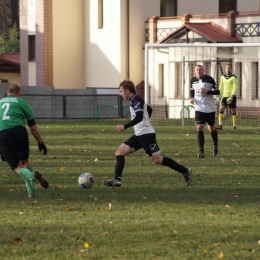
[231,75,238,96]
[123,110,143,129]
[207,78,220,95]
[219,76,223,95]
[28,120,47,155]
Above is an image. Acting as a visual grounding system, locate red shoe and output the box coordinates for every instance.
[215,125,222,130]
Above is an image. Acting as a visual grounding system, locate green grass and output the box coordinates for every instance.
[0,120,259,259]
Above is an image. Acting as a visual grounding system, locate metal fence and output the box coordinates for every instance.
[21,94,127,120]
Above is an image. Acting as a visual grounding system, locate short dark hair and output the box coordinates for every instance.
[119,79,136,94]
[7,84,20,95]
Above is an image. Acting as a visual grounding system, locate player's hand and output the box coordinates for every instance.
[226,96,233,104]
[116,125,125,132]
[190,98,195,104]
[38,142,47,155]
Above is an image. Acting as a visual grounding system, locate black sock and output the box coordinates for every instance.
[114,156,125,180]
[162,157,187,174]
[197,131,204,152]
[211,130,218,146]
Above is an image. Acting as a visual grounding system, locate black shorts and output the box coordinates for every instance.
[0,126,29,170]
[221,96,237,108]
[195,111,215,126]
[124,133,161,156]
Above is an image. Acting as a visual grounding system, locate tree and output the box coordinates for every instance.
[0,0,12,37]
[0,25,20,52]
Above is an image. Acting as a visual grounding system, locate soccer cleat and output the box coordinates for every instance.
[213,145,218,156]
[28,193,36,198]
[198,152,205,158]
[103,179,121,187]
[215,125,222,130]
[232,126,236,130]
[183,168,192,187]
[34,171,49,189]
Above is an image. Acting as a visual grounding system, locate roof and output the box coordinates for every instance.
[160,22,243,43]
[0,52,20,66]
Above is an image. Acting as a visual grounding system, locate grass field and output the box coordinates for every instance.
[0,119,259,259]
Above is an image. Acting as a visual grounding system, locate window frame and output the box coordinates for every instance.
[160,0,177,17]
[219,0,237,13]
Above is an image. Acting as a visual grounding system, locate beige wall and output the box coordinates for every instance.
[129,0,159,85]
[85,0,159,89]
[85,0,123,88]
[0,73,20,85]
[177,0,259,15]
[52,0,85,89]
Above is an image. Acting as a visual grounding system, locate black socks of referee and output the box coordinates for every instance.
[211,129,218,147]
[162,157,187,174]
[114,156,125,181]
[197,131,204,152]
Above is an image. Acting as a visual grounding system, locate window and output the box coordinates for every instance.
[158,64,164,97]
[235,62,242,98]
[219,0,236,13]
[251,62,259,99]
[98,0,103,29]
[28,35,35,61]
[160,0,177,17]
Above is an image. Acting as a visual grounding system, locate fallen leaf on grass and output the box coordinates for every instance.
[66,207,75,211]
[231,193,241,197]
[208,213,214,217]
[84,242,89,248]
[218,251,224,259]
[60,166,66,171]
[153,240,166,245]
[94,158,98,162]
[13,238,22,244]
[108,203,112,210]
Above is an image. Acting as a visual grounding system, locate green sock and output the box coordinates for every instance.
[27,166,33,172]
[18,168,35,194]
[25,179,34,194]
[18,168,34,180]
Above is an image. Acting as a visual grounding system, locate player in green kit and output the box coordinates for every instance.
[215,64,238,130]
[0,84,49,198]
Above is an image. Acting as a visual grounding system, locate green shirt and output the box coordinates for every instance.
[219,73,238,97]
[0,96,35,131]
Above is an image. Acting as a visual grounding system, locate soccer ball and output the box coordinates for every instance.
[78,173,94,189]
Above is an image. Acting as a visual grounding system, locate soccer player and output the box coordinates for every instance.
[0,84,49,198]
[103,79,192,187]
[190,65,220,158]
[215,63,238,130]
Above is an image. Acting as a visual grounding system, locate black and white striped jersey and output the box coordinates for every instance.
[190,74,219,113]
[124,95,155,136]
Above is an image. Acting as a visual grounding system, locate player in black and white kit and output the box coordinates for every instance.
[103,79,192,187]
[190,65,220,158]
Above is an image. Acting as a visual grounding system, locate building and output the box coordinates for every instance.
[9,1,260,96]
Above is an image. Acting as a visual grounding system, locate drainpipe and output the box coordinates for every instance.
[126,0,129,79]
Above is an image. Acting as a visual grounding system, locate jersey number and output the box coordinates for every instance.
[2,103,10,120]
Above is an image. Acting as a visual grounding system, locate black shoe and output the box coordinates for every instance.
[184,168,192,187]
[28,193,36,198]
[34,171,49,189]
[198,152,205,158]
[103,179,121,187]
[213,146,218,156]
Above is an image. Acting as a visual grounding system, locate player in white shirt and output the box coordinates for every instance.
[103,79,192,187]
[190,65,220,158]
